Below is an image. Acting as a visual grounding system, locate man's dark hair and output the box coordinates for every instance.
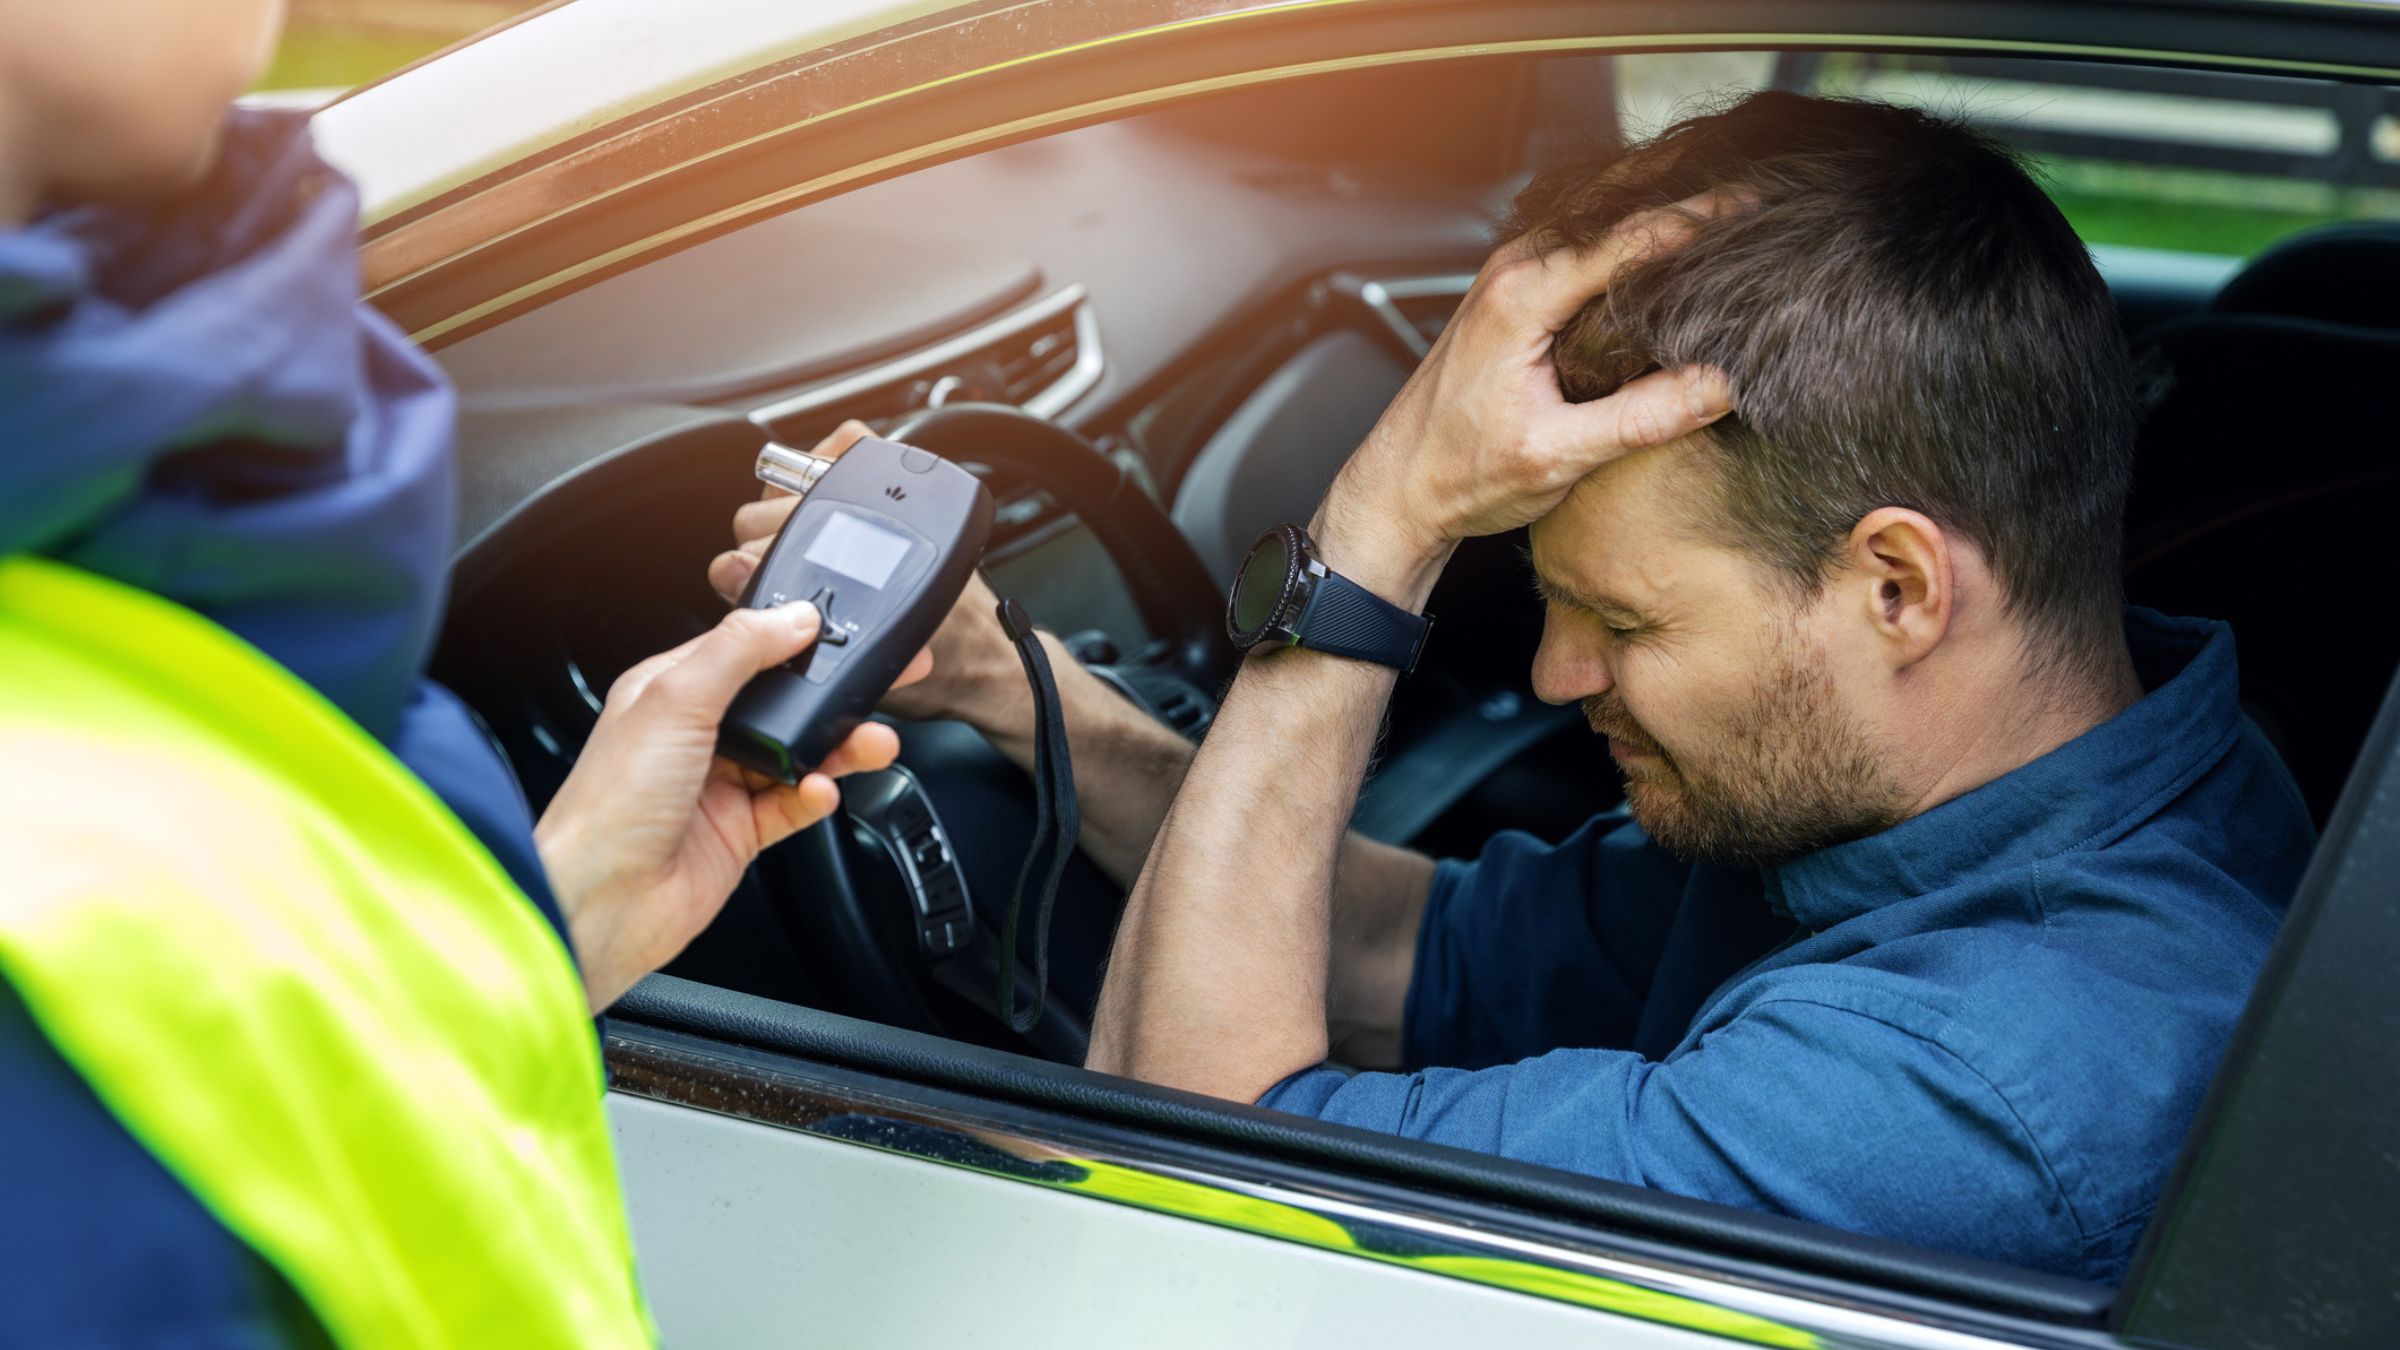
[1508,91,2137,675]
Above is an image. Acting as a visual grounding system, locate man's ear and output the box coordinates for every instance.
[1842,507,1954,670]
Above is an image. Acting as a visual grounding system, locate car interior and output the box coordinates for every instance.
[424,46,2400,1326]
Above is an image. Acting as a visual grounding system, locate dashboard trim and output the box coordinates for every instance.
[747,283,1103,436]
[1357,272,1476,359]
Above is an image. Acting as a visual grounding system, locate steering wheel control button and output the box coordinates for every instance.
[913,842,947,875]
[839,767,977,964]
[932,919,970,957]
[912,855,963,916]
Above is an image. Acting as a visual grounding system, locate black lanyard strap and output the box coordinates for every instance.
[994,597,1080,1034]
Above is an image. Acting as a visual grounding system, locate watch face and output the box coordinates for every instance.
[1229,528,1297,644]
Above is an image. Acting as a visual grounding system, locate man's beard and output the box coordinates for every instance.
[1583,625,1907,869]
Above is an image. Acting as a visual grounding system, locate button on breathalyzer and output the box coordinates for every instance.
[718,437,994,783]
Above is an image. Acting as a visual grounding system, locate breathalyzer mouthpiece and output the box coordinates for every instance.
[755,442,836,497]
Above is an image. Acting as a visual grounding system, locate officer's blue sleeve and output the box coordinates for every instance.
[0,982,327,1347]
[1265,994,2080,1274]
[390,679,574,959]
[1401,814,1691,1068]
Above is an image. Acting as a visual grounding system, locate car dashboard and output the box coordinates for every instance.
[426,60,1626,1019]
[434,59,1613,816]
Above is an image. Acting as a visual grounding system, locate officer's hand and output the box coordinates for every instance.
[534,601,934,1012]
[709,420,1023,731]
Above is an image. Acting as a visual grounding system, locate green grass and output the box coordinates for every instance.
[2045,188,2350,258]
[2030,156,2400,258]
[252,21,472,92]
[1804,53,2400,258]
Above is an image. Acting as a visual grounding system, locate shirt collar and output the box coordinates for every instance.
[1761,608,2242,931]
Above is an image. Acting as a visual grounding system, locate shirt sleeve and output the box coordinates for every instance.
[391,679,576,964]
[1264,992,2082,1273]
[1402,814,1691,1069]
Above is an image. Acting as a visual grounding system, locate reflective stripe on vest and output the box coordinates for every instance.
[0,557,651,1347]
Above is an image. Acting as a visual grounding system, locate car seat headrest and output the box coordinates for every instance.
[2210,222,2400,328]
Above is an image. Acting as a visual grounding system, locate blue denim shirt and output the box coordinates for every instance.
[1263,610,2314,1282]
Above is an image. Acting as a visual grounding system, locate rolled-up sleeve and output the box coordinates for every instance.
[1400,814,1691,1069]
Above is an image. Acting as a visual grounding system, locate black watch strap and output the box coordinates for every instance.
[1294,565,1433,673]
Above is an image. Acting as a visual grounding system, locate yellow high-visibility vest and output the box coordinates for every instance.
[0,555,651,1347]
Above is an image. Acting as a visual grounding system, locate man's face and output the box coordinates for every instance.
[1526,444,1908,868]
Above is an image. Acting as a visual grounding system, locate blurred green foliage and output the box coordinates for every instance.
[2036,156,2400,258]
[2047,188,2344,258]
[1803,50,2400,259]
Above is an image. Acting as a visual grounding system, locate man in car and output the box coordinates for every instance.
[715,93,2314,1282]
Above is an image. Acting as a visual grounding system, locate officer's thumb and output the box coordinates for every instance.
[637,602,820,729]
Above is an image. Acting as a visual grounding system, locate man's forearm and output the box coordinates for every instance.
[1075,213,1733,1101]
[962,631,1433,1066]
[955,632,1195,886]
[1085,531,1447,1098]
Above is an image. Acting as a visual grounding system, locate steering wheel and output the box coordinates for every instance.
[891,403,1234,691]
[751,403,1235,1060]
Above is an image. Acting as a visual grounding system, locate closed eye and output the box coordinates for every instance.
[1524,547,1645,637]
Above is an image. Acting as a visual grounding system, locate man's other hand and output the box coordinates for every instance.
[534,600,933,1012]
[709,419,1021,729]
[1315,202,1737,597]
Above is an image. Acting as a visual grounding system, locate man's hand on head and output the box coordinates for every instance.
[1315,201,1737,603]
[1080,208,1743,1102]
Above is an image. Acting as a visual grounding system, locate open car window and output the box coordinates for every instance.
[1618,50,2400,259]
[397,15,2400,1343]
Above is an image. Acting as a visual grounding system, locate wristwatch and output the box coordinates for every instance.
[1225,523,1433,672]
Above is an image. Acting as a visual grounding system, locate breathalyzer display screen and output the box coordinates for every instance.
[804,511,912,589]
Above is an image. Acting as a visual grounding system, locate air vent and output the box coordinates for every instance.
[750,285,1102,444]
[992,305,1082,407]
[1353,273,1475,361]
[1091,661,1216,738]
[1384,292,1462,350]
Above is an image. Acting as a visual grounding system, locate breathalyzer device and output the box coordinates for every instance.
[717,437,994,783]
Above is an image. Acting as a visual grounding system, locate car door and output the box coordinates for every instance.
[314,3,2400,1345]
[599,635,2400,1350]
